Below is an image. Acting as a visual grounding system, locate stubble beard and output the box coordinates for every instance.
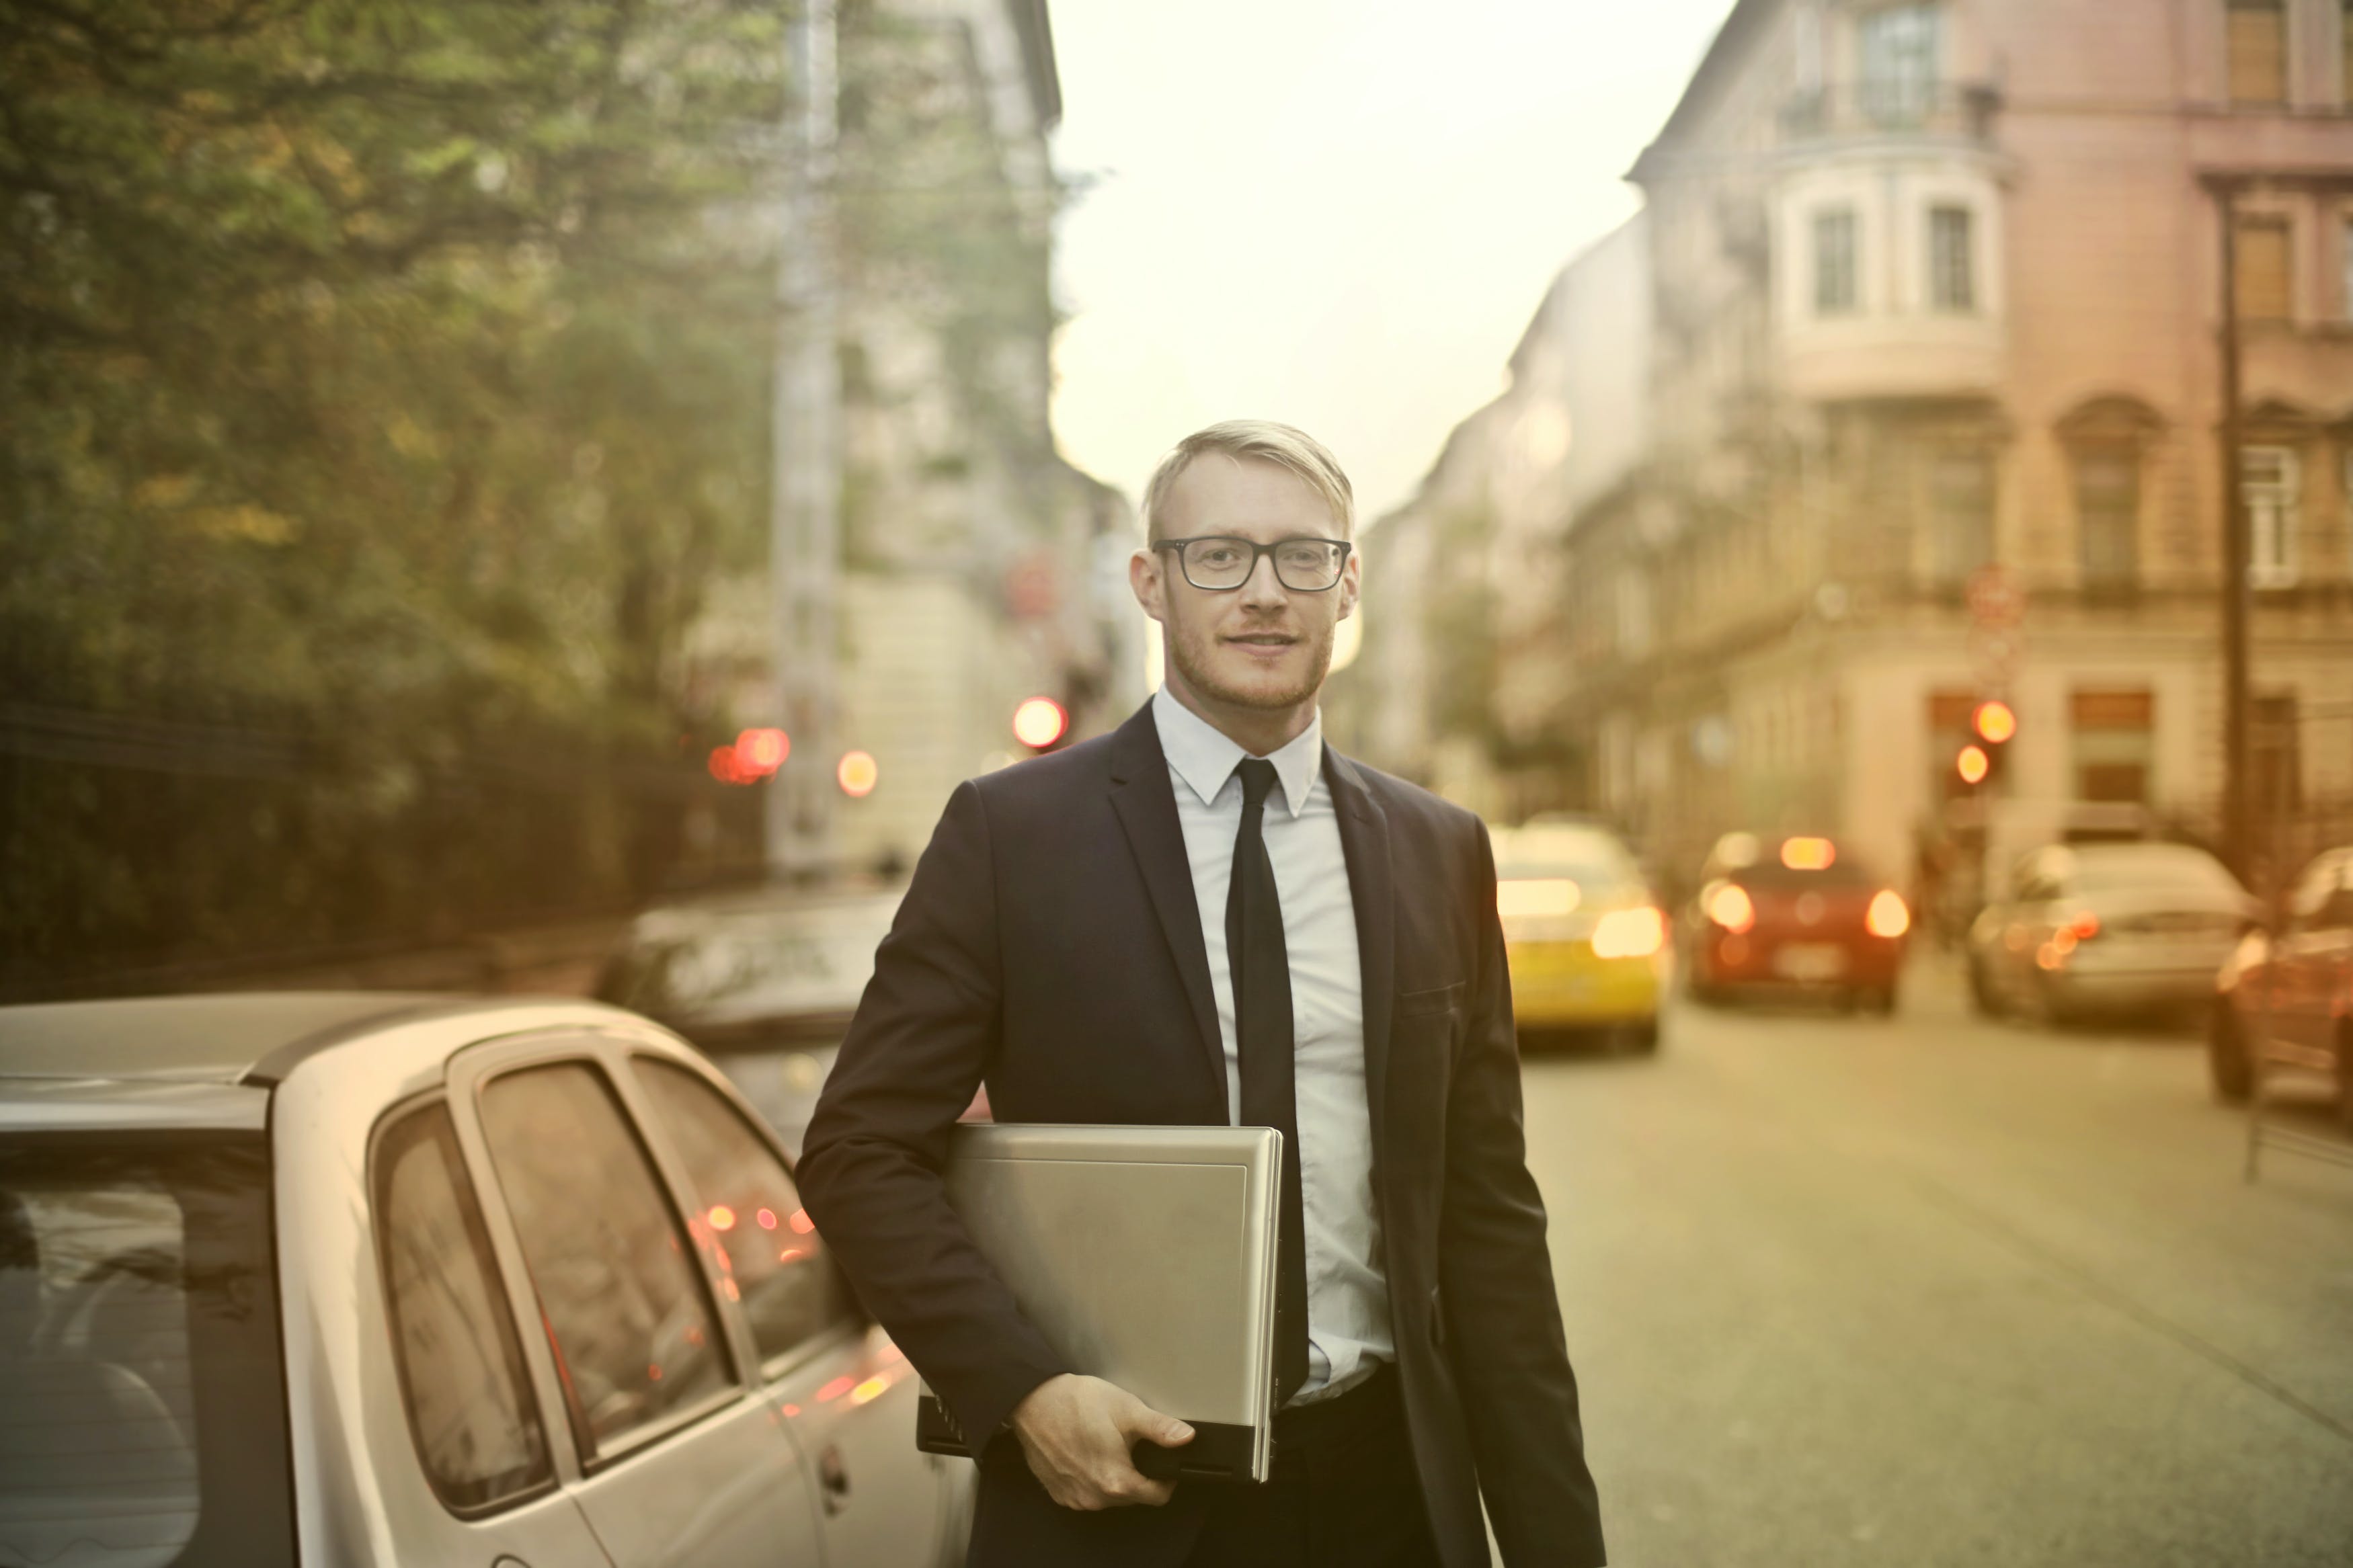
[1166,612,1336,714]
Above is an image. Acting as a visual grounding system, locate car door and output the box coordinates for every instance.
[460,1046,827,1568]
[627,1050,955,1568]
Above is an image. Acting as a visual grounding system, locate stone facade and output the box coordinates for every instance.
[1353,0,2353,909]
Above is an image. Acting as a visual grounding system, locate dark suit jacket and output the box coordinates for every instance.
[797,702,1606,1568]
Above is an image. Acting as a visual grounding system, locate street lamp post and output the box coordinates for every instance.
[772,0,842,882]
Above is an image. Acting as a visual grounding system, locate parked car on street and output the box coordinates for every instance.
[0,993,969,1568]
[1966,841,2260,1025]
[596,885,912,1153]
[1679,833,1911,1013]
[2210,846,2353,1124]
[1490,821,1667,1052]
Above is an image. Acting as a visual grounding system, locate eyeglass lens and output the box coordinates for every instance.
[1180,538,1345,590]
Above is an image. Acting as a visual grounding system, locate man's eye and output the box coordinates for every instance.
[1197,547,1240,566]
[1277,545,1328,568]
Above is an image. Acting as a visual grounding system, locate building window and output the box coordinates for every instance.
[2242,444,2301,587]
[1860,5,1941,124]
[1929,206,1977,312]
[2071,690,2155,804]
[2074,448,2141,591]
[2229,0,2288,107]
[2233,214,2293,321]
[2344,1,2353,106]
[1928,450,1994,586]
[1814,208,1858,315]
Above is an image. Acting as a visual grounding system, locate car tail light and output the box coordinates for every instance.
[1704,882,1755,934]
[1591,907,1666,960]
[2063,911,2101,942]
[1865,890,1911,940]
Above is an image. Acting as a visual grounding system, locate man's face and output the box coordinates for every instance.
[1130,454,1360,714]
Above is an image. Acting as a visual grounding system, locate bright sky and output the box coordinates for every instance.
[1047,0,1737,525]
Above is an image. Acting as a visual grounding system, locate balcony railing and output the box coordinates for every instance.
[1779,81,2002,145]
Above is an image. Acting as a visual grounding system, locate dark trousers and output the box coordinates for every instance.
[1185,1366,1443,1568]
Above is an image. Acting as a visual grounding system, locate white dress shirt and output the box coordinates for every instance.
[1151,685,1394,1405]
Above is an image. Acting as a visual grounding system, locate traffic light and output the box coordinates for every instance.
[1954,700,2015,792]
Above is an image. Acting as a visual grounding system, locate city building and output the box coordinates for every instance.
[1361,0,2353,906]
[692,0,1143,876]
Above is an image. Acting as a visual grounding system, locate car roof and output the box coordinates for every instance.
[0,992,469,1086]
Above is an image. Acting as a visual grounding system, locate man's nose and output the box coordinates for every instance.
[1236,550,1289,608]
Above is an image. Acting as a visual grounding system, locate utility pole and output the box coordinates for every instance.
[2208,175,2251,883]
[772,0,841,881]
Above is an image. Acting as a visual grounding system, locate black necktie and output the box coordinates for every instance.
[1229,757,1310,1405]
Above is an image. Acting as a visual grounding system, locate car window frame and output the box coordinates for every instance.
[366,1090,560,1520]
[450,1035,754,1480]
[624,1050,869,1385]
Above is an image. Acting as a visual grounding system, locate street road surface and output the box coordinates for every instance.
[1529,961,2353,1567]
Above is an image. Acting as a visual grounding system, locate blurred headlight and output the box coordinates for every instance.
[1591,907,1666,960]
[1866,890,1911,939]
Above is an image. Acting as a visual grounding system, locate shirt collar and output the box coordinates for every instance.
[1152,686,1322,820]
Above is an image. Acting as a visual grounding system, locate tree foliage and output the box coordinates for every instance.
[1,0,791,982]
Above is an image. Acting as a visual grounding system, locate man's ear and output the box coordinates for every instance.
[1130,546,1168,626]
[1336,546,1362,620]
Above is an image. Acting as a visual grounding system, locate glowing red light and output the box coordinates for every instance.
[647,1363,664,1381]
[1957,745,1990,785]
[1012,696,1068,750]
[787,1208,815,1235]
[816,1375,856,1403]
[1972,701,2017,745]
[735,727,790,774]
[756,1208,778,1231]
[709,1204,736,1231]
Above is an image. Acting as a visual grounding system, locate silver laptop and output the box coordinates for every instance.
[913,1122,1281,1483]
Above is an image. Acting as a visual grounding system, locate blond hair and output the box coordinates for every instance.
[1141,420,1355,542]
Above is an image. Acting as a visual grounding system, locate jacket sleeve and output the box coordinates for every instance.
[1438,817,1608,1567]
[795,778,1071,1443]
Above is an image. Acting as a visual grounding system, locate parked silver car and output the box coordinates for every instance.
[1967,843,2261,1024]
[0,993,969,1568]
[596,886,906,1154]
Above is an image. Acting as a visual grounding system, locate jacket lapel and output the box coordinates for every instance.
[1107,703,1231,1118]
[1324,747,1395,1175]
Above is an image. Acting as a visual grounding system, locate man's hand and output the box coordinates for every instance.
[1007,1373,1194,1510]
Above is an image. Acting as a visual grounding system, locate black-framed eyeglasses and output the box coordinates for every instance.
[1154,535,1353,592]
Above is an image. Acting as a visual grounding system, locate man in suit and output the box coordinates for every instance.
[798,421,1605,1568]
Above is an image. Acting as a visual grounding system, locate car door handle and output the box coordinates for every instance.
[819,1444,851,1515]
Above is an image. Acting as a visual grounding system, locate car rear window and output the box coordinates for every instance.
[2065,846,2241,896]
[0,1135,295,1568]
[374,1102,552,1513]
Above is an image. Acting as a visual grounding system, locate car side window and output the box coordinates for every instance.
[633,1059,861,1368]
[479,1062,733,1457]
[374,1102,553,1512]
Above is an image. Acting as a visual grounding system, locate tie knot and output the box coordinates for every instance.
[1235,757,1281,814]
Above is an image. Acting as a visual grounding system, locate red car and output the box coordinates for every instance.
[2211,845,2353,1127]
[1680,833,1913,1014]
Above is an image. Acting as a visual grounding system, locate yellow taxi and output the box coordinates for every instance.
[1490,820,1667,1053]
